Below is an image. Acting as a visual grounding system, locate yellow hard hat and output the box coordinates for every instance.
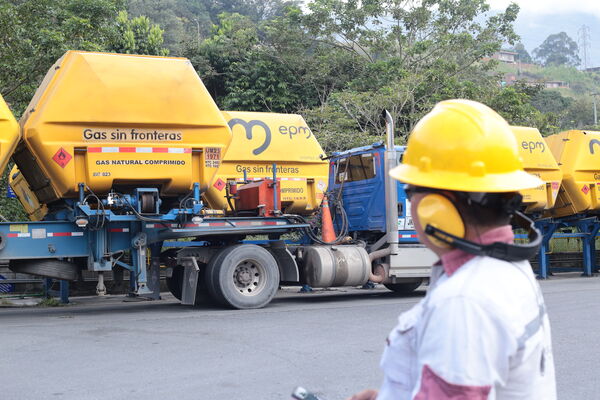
[390,99,543,192]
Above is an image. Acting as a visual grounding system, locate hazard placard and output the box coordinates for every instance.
[582,184,590,195]
[52,147,72,168]
[213,178,226,191]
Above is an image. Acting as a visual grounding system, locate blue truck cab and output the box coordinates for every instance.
[328,143,419,246]
[327,140,435,286]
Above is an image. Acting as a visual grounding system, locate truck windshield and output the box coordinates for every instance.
[335,154,376,183]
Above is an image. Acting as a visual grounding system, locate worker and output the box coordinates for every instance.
[347,99,556,399]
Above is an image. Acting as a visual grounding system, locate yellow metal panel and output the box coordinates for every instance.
[546,130,600,217]
[0,95,21,175]
[20,51,232,202]
[204,111,329,215]
[9,165,48,221]
[511,126,562,213]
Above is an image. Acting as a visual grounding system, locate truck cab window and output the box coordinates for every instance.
[335,154,376,183]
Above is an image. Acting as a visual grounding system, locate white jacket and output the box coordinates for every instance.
[378,256,556,399]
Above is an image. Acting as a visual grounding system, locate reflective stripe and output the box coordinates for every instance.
[517,304,546,349]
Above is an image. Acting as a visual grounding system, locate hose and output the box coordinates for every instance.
[290,191,350,245]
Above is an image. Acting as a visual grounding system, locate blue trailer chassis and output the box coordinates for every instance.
[1,182,308,300]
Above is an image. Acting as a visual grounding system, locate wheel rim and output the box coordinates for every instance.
[232,260,266,296]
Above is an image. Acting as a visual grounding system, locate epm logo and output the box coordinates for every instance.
[590,139,600,154]
[521,140,545,153]
[228,119,313,156]
[228,119,271,156]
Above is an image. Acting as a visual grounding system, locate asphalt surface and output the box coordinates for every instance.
[1,274,599,400]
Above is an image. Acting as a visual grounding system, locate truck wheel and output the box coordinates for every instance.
[166,264,210,304]
[384,279,423,294]
[205,244,280,309]
[9,259,79,281]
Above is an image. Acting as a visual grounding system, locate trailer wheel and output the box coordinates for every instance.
[166,264,210,304]
[384,279,423,294]
[205,244,280,309]
[9,259,78,281]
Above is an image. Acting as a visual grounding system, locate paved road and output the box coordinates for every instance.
[1,274,599,400]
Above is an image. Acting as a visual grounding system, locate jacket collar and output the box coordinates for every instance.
[439,225,515,276]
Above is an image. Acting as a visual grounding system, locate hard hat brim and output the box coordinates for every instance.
[390,163,544,193]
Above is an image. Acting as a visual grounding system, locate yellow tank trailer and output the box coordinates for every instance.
[546,130,600,218]
[511,126,562,213]
[0,94,21,174]
[15,51,232,205]
[204,111,329,215]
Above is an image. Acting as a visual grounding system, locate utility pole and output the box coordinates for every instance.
[194,19,201,47]
[594,94,598,126]
[578,25,591,70]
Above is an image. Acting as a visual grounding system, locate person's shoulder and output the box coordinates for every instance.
[428,257,538,324]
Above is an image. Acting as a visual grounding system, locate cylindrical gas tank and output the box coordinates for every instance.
[17,51,232,204]
[301,246,371,287]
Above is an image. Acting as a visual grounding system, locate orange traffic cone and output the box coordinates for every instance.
[321,195,337,243]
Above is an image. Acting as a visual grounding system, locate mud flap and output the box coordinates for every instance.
[181,257,200,305]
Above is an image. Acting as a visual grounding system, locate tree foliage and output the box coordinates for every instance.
[185,0,523,150]
[111,10,169,56]
[533,32,580,67]
[0,0,124,116]
[512,43,532,64]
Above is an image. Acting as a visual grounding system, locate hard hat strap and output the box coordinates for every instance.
[424,211,541,262]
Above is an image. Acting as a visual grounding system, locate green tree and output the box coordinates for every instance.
[531,90,572,114]
[186,9,355,113]
[0,0,125,117]
[512,43,532,64]
[564,97,594,128]
[127,0,212,55]
[110,10,169,55]
[202,0,300,23]
[533,32,580,67]
[299,0,520,142]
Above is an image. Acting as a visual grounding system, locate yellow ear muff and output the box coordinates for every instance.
[417,194,465,248]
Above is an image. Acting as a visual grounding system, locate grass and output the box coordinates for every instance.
[546,237,600,253]
[37,297,63,307]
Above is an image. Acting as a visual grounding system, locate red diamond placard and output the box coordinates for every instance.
[52,147,72,168]
[213,178,226,191]
[582,184,590,195]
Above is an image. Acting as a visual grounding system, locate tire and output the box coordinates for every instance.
[384,279,423,294]
[205,246,236,304]
[9,259,78,281]
[205,244,280,309]
[166,264,210,304]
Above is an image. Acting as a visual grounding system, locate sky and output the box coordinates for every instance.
[489,0,600,67]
